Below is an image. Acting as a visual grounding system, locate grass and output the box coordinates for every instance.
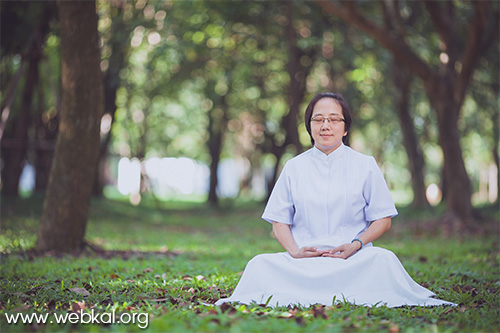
[1,194,499,332]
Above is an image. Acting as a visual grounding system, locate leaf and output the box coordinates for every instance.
[72,301,86,312]
[220,302,236,314]
[311,304,328,319]
[143,267,153,273]
[110,273,120,280]
[69,287,90,296]
[46,300,56,311]
[389,324,400,333]
[13,304,31,312]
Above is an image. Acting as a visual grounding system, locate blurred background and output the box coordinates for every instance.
[1,0,498,210]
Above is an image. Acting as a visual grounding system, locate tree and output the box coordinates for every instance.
[36,0,104,253]
[379,1,430,208]
[0,3,53,196]
[318,0,498,229]
[92,1,132,197]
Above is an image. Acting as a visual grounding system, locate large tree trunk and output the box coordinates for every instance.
[36,0,104,253]
[92,3,129,197]
[392,61,430,208]
[0,56,38,196]
[426,77,472,227]
[1,7,52,196]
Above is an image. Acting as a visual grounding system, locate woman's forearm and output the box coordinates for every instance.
[324,217,392,259]
[272,222,300,256]
[356,217,391,249]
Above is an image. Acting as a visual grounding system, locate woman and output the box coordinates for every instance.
[216,92,455,308]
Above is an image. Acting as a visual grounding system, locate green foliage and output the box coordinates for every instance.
[1,196,499,332]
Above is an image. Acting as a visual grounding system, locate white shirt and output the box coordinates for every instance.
[262,144,398,248]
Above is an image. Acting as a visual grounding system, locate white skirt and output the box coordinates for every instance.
[216,246,456,308]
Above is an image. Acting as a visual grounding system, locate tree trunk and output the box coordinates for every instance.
[34,78,58,192]
[1,6,52,196]
[36,0,104,253]
[208,133,222,205]
[267,1,315,198]
[492,109,500,204]
[392,61,430,208]
[284,1,304,154]
[1,50,40,196]
[207,96,228,206]
[92,4,129,197]
[425,77,472,227]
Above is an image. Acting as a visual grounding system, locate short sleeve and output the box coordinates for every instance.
[262,164,295,225]
[363,157,398,222]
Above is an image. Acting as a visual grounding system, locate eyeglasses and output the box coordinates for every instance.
[310,116,345,125]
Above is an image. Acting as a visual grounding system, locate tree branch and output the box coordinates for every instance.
[316,0,432,81]
[423,1,457,58]
[455,1,493,109]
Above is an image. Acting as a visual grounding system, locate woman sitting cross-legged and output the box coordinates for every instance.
[216,92,456,308]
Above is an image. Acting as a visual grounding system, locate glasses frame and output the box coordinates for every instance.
[310,116,345,125]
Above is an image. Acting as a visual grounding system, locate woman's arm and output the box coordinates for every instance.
[322,217,392,259]
[272,222,329,258]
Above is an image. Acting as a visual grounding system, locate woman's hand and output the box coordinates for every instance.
[272,222,329,259]
[321,242,360,260]
[322,217,392,260]
[291,246,329,259]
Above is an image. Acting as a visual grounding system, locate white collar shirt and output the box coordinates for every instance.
[262,144,398,248]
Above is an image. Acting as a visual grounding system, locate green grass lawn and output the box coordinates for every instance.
[1,195,499,332]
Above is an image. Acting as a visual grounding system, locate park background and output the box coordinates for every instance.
[1,0,499,332]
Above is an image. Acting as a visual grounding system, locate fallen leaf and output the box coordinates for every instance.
[443,307,455,314]
[389,324,400,333]
[220,303,236,314]
[12,292,29,300]
[280,312,294,318]
[311,304,328,319]
[143,267,153,273]
[46,300,56,311]
[69,288,90,296]
[110,274,120,280]
[72,301,86,312]
[13,304,31,312]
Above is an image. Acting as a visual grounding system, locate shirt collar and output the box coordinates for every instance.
[312,143,345,162]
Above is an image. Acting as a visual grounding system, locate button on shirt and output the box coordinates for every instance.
[262,144,398,248]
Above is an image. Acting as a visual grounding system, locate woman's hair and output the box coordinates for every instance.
[304,92,352,146]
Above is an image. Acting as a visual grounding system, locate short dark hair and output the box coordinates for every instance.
[304,92,352,146]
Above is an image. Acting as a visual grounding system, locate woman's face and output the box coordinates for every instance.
[311,98,347,155]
